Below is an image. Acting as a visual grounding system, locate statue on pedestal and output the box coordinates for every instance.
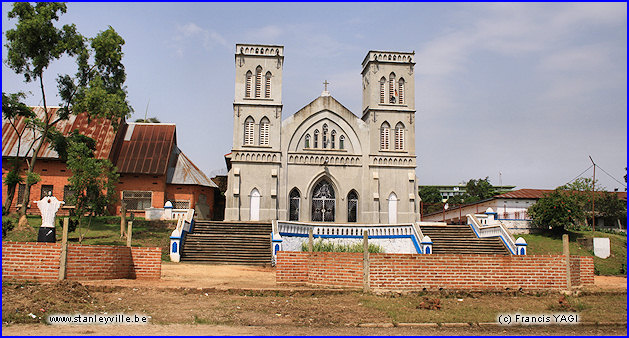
[33,193,64,242]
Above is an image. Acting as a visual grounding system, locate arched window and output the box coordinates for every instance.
[244,116,255,145]
[380,122,390,150]
[289,188,300,221]
[395,122,405,150]
[322,124,328,149]
[398,78,405,104]
[265,71,272,98]
[331,130,336,149]
[314,129,319,148]
[339,135,345,150]
[245,71,253,98]
[305,134,311,148]
[250,188,260,221]
[255,66,262,98]
[388,192,398,224]
[379,77,386,104]
[389,73,397,104]
[260,117,270,146]
[312,179,335,222]
[347,190,358,223]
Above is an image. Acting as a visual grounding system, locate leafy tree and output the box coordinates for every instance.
[418,186,444,214]
[135,117,160,123]
[465,177,496,202]
[65,136,119,243]
[596,192,626,228]
[2,92,36,214]
[4,2,132,223]
[528,190,586,231]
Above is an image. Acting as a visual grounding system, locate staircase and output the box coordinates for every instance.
[180,221,272,265]
[420,224,510,255]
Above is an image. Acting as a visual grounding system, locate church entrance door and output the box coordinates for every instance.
[250,188,260,221]
[312,179,335,222]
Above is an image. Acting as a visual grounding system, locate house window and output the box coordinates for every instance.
[173,200,190,209]
[265,72,272,98]
[379,77,386,104]
[305,134,310,148]
[260,117,270,146]
[395,122,405,150]
[244,116,255,145]
[398,78,405,104]
[289,188,300,221]
[63,185,75,206]
[245,71,252,98]
[255,66,262,98]
[380,122,390,150]
[40,185,54,199]
[122,191,152,211]
[17,183,26,205]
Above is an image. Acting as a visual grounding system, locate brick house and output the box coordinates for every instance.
[2,107,218,219]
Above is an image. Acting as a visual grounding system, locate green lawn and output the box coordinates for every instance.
[3,215,176,261]
[520,230,627,276]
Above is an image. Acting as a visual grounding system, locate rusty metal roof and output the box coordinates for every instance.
[167,147,218,188]
[2,106,117,160]
[114,123,176,175]
[495,188,626,200]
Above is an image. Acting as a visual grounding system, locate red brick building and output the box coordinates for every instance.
[2,107,218,219]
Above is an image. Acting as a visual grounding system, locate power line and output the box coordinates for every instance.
[596,164,627,188]
[565,165,593,186]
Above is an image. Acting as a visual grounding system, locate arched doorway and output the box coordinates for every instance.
[388,192,398,224]
[312,179,335,222]
[250,188,260,221]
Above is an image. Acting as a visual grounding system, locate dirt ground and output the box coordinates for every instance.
[2,263,626,336]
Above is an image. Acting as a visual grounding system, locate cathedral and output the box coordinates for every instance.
[225,44,420,224]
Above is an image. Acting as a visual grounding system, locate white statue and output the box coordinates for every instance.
[34,194,65,228]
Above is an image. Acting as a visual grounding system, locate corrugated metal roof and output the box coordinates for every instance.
[2,106,117,160]
[167,147,218,188]
[495,188,627,200]
[114,123,176,175]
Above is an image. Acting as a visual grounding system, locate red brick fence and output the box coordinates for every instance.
[276,252,594,291]
[2,242,161,282]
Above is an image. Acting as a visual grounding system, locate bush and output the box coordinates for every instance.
[3,217,15,237]
[301,239,384,253]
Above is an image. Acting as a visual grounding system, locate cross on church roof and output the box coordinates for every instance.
[321,80,331,97]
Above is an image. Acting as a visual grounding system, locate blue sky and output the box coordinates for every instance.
[2,2,627,190]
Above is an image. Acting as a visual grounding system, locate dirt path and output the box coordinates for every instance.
[2,323,626,336]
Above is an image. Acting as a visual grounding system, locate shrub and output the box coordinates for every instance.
[301,239,384,253]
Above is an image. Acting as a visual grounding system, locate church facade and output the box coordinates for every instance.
[225,44,420,224]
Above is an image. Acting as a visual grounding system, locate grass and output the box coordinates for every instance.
[301,239,384,253]
[3,214,176,261]
[520,230,627,276]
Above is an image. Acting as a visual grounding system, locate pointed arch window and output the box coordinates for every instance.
[339,135,345,150]
[331,130,336,149]
[395,122,405,150]
[260,117,270,146]
[245,71,253,98]
[244,116,255,145]
[305,134,311,148]
[389,73,396,104]
[265,71,272,98]
[347,190,358,223]
[322,124,328,149]
[379,77,386,104]
[398,78,405,104]
[314,129,319,148]
[255,66,262,98]
[380,122,390,150]
[289,188,300,221]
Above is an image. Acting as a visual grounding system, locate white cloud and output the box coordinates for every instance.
[169,22,229,56]
[244,25,283,43]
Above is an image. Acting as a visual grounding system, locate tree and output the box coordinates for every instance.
[2,92,37,214]
[465,177,496,202]
[4,2,132,224]
[135,117,160,123]
[596,192,626,228]
[65,136,119,243]
[418,186,443,214]
[528,190,586,231]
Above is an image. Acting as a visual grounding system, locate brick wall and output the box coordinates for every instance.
[276,252,595,291]
[2,242,161,281]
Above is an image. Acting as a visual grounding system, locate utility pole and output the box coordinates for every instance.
[589,156,596,234]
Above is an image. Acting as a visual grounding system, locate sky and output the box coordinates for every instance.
[2,2,627,191]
